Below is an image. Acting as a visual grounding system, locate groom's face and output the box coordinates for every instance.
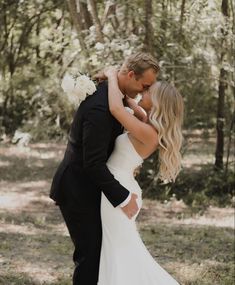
[126,68,157,98]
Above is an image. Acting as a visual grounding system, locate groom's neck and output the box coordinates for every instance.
[117,71,127,96]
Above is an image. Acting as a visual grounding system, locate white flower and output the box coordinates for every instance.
[61,73,96,106]
[95,42,105,51]
[75,75,96,95]
[61,73,75,94]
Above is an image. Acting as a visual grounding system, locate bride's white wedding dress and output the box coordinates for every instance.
[98,132,179,285]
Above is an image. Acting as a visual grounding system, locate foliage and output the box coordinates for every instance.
[0,0,70,136]
[0,0,234,200]
[0,0,234,138]
[137,158,235,209]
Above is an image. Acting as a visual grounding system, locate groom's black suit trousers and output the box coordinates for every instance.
[59,197,102,284]
[50,82,130,285]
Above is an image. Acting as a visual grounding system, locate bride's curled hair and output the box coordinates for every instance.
[148,82,184,182]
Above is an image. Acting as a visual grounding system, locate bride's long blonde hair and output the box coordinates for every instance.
[148,81,184,182]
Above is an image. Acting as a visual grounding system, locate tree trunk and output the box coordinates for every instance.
[102,2,118,29]
[124,2,129,29]
[67,0,87,51]
[179,0,186,35]
[215,68,226,169]
[225,110,235,174]
[158,0,168,57]
[87,0,104,43]
[76,0,92,30]
[144,0,153,53]
[214,0,229,170]
[160,0,167,31]
[35,15,41,66]
[67,0,91,72]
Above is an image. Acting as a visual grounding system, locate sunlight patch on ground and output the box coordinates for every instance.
[173,211,235,228]
[0,145,32,158]
[0,222,69,236]
[0,180,49,193]
[140,199,235,229]
[0,180,50,211]
[0,223,44,235]
[14,260,57,284]
[171,259,231,284]
[49,223,69,236]
[0,143,65,160]
[174,261,207,283]
[0,192,36,210]
[0,254,5,264]
[182,153,214,169]
[0,160,12,167]
[166,261,204,284]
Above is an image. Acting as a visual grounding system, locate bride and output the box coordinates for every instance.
[97,67,183,285]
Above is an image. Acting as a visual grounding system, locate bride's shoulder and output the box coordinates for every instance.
[141,123,158,147]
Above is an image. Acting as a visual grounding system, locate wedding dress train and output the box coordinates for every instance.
[98,132,179,285]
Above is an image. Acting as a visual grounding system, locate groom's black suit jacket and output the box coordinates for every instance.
[50,81,129,210]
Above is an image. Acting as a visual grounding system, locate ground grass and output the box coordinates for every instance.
[0,140,234,285]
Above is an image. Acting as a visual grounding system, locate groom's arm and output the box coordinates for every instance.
[82,104,130,207]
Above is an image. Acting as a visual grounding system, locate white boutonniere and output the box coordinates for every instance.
[61,73,97,106]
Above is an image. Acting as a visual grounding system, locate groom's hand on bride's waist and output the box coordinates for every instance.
[120,193,139,219]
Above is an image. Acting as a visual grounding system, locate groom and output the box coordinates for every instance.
[50,52,159,285]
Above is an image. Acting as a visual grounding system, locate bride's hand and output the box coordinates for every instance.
[121,193,139,219]
[92,70,107,83]
[104,66,124,99]
[93,66,117,82]
[103,66,118,78]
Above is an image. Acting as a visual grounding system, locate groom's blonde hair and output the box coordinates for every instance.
[121,52,160,77]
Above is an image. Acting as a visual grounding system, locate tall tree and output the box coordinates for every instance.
[215,0,230,169]
[79,0,92,30]
[144,0,153,53]
[179,0,186,35]
[87,0,104,43]
[67,0,87,51]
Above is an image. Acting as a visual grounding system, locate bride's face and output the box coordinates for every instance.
[138,90,152,112]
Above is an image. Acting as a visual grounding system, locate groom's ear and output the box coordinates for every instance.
[127,70,135,79]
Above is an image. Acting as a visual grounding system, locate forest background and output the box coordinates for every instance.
[0,0,234,284]
[0,0,234,205]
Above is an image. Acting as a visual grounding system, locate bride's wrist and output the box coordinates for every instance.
[108,74,118,82]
